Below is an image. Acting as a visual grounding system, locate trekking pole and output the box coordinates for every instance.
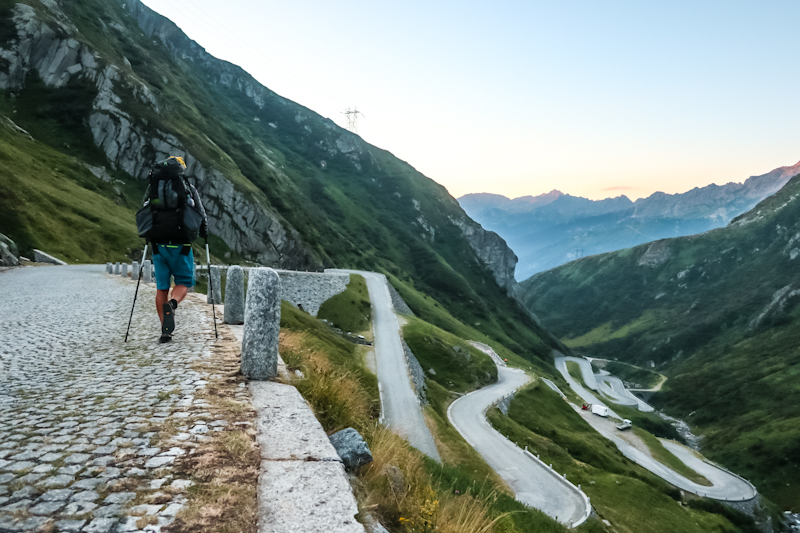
[124,244,148,343]
[205,239,218,339]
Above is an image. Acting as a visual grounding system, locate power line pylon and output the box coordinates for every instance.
[341,107,364,133]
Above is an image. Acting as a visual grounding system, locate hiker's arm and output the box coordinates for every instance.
[141,183,151,206]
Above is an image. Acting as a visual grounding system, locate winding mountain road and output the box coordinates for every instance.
[327,270,440,461]
[448,366,589,527]
[554,356,756,501]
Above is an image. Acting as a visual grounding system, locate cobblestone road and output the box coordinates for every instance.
[0,265,237,533]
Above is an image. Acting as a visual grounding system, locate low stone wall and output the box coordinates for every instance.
[33,249,67,265]
[387,283,414,315]
[401,340,427,404]
[497,393,515,415]
[275,270,349,317]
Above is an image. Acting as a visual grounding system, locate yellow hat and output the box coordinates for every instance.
[168,156,187,169]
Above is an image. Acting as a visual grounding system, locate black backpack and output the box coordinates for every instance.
[136,158,204,243]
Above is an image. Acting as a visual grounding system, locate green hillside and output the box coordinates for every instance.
[521,175,800,510]
[0,0,560,363]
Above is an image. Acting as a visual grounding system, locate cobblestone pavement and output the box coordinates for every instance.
[0,265,242,533]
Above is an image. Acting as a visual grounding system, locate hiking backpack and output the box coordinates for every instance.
[136,158,205,243]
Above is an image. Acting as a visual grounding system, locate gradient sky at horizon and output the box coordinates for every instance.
[140,0,800,201]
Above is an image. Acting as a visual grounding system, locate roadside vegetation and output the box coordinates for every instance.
[278,303,566,533]
[602,360,663,389]
[488,383,743,533]
[631,428,711,486]
[402,317,497,392]
[317,274,372,334]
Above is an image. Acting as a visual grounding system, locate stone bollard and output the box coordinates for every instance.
[241,267,281,380]
[143,260,152,283]
[121,263,128,277]
[224,265,245,325]
[207,265,222,304]
[132,261,139,281]
[106,262,113,274]
[114,262,120,275]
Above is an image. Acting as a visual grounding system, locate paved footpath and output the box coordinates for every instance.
[0,265,240,533]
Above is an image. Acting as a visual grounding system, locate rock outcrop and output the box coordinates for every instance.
[0,233,19,267]
[0,1,313,269]
[449,215,520,298]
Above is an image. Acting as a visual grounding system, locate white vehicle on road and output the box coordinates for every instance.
[592,404,609,417]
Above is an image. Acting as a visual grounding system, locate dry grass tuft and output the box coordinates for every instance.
[356,427,504,533]
[280,331,372,432]
[164,323,260,533]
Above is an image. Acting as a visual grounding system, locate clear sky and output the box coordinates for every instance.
[140,0,800,200]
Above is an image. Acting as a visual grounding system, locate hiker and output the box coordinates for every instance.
[136,156,208,343]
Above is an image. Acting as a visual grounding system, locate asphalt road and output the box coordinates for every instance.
[448,366,588,527]
[555,356,756,501]
[327,270,440,461]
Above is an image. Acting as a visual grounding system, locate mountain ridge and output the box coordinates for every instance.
[459,161,799,279]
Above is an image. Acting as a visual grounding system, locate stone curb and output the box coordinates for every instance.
[228,326,366,533]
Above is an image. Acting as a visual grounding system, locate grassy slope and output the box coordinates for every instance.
[403,317,497,393]
[631,428,710,486]
[317,274,371,334]
[278,303,566,533]
[0,115,140,262]
[521,176,800,510]
[603,361,662,389]
[489,384,746,533]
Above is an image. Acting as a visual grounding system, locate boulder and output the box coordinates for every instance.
[0,233,20,267]
[328,428,372,472]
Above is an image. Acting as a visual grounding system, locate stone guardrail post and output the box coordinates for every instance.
[143,260,152,283]
[241,267,280,380]
[207,265,222,305]
[224,265,245,325]
[120,263,128,277]
[132,261,139,281]
[106,262,113,274]
[114,262,120,275]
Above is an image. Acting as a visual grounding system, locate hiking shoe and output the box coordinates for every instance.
[159,334,172,344]
[170,298,178,310]
[162,302,175,335]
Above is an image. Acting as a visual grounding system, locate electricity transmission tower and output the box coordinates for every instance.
[341,107,364,133]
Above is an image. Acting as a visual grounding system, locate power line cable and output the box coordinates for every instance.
[153,0,348,113]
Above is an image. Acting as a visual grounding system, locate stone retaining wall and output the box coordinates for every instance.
[387,283,414,315]
[401,340,427,404]
[275,270,349,317]
[197,267,350,317]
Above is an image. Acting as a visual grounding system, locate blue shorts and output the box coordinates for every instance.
[153,244,195,290]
